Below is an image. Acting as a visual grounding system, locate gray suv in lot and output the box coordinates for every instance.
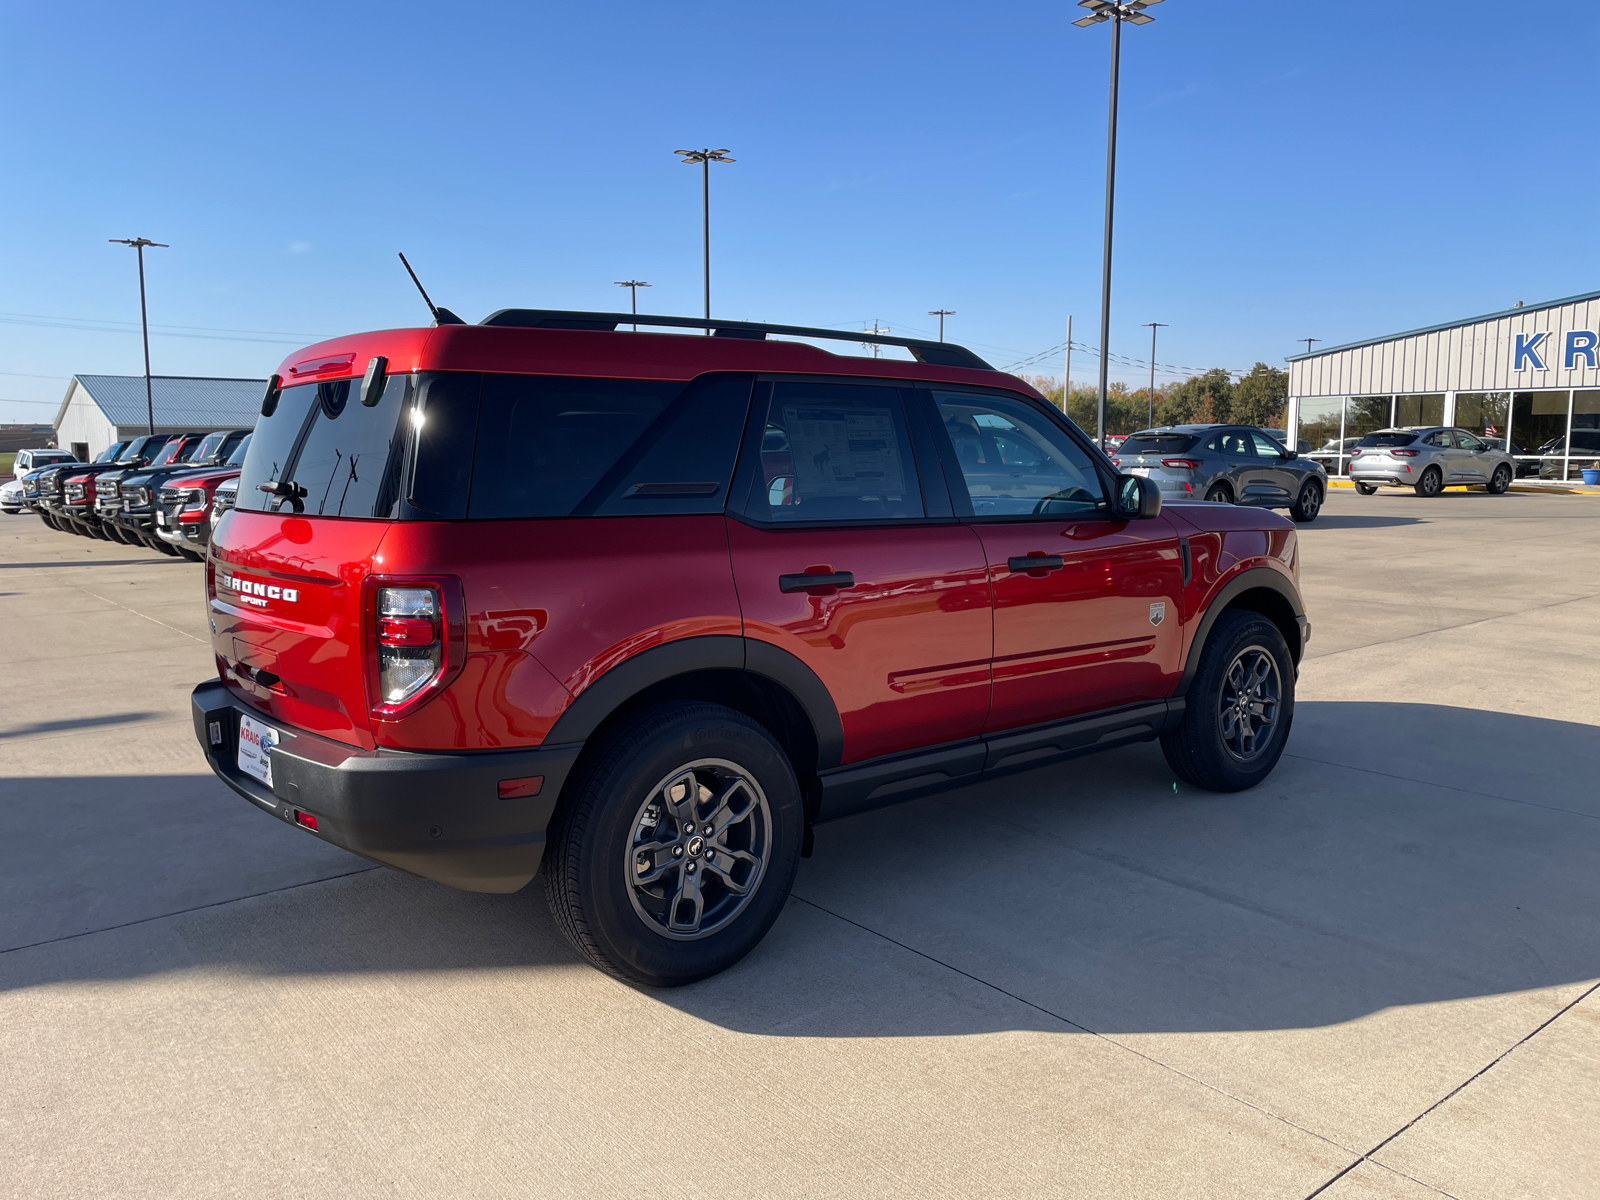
[1113,424,1328,522]
[1348,427,1515,496]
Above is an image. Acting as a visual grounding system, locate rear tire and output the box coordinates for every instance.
[1414,466,1443,497]
[1354,482,1378,495]
[1204,482,1233,504]
[543,702,804,987]
[1289,482,1322,522]
[1162,610,1294,792]
[1487,464,1512,495]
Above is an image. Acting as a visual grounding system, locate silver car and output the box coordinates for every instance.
[1348,427,1515,496]
[1113,424,1329,522]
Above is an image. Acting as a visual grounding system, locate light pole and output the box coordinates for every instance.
[615,280,651,330]
[1072,0,1165,448]
[1142,321,1167,427]
[929,309,955,342]
[108,236,168,435]
[673,148,735,333]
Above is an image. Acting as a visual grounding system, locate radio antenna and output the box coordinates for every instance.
[397,252,464,325]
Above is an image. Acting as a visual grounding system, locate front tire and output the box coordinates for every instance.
[1414,466,1444,497]
[1162,610,1294,792]
[1487,464,1512,495]
[543,702,804,987]
[1289,482,1322,522]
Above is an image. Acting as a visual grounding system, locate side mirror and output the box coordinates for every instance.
[1283,447,1298,459]
[1117,473,1161,519]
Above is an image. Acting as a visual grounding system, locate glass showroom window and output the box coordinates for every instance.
[1344,396,1394,472]
[1566,391,1600,480]
[1297,396,1345,475]
[1455,393,1511,445]
[1394,394,1444,427]
[1511,391,1570,481]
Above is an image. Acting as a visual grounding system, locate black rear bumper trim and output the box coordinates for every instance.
[191,678,581,893]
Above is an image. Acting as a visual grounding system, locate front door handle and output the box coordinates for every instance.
[779,571,854,593]
[1008,554,1064,573]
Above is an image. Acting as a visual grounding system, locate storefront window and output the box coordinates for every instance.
[1511,391,1570,481]
[1394,394,1444,427]
[1344,397,1393,474]
[1454,393,1511,443]
[1297,396,1345,475]
[1567,391,1600,480]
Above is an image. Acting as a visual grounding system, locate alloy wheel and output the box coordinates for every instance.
[625,758,772,941]
[1215,645,1281,763]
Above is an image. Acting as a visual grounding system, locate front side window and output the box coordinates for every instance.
[933,391,1106,518]
[1249,431,1285,459]
[747,382,923,523]
[1455,432,1485,451]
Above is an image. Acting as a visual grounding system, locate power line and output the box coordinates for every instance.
[0,310,331,345]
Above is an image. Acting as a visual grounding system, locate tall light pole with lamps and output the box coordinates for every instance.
[108,236,168,435]
[1072,0,1165,447]
[673,148,735,332]
[1142,321,1167,426]
[615,280,651,330]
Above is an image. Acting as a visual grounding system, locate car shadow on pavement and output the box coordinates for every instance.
[3,701,1599,1038]
[1298,515,1427,530]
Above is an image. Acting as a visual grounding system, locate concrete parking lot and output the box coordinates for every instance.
[3,489,1598,1200]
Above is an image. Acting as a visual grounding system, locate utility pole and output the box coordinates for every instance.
[108,237,168,435]
[1300,337,1321,357]
[1142,321,1167,427]
[674,148,735,332]
[1073,0,1164,448]
[1062,315,1074,414]
[862,320,890,358]
[614,280,651,331]
[928,309,955,342]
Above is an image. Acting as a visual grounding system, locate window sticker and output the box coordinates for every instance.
[782,406,907,500]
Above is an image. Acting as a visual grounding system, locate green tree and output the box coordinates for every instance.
[1157,368,1234,426]
[1230,362,1289,429]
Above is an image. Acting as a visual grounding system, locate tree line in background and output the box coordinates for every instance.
[1022,362,1289,435]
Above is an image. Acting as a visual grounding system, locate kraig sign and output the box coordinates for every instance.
[1514,330,1599,371]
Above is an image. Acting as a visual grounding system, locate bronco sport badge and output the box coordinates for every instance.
[1149,601,1166,626]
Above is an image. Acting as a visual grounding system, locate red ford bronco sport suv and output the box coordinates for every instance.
[192,310,1308,986]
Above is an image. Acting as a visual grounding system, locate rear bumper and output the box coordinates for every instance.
[191,678,581,893]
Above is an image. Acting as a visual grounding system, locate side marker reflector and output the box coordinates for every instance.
[294,810,319,831]
[498,776,544,799]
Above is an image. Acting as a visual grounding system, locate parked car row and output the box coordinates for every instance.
[10,432,249,559]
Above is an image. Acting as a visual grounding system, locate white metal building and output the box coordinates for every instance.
[1286,288,1600,480]
[54,375,266,462]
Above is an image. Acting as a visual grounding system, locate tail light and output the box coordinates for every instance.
[1392,449,1418,457]
[377,587,442,703]
[1161,458,1201,469]
[365,576,465,718]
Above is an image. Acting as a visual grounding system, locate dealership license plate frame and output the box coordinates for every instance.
[237,713,279,789]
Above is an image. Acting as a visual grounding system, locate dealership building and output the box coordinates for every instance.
[53,374,265,463]
[1286,288,1600,481]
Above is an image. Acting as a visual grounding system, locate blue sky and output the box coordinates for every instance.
[2,0,1597,423]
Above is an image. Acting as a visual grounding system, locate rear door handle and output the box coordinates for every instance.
[1008,555,1064,573]
[779,571,854,593]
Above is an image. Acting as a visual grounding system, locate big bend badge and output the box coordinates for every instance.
[1149,601,1166,627]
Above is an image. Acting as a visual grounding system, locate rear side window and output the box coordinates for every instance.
[745,382,923,522]
[1358,432,1418,447]
[1120,433,1199,455]
[586,376,753,516]
[467,376,682,519]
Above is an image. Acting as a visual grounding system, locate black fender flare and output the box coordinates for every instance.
[542,634,845,770]
[1175,567,1306,698]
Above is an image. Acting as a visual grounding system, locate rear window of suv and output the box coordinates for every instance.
[1119,433,1200,455]
[1358,431,1418,447]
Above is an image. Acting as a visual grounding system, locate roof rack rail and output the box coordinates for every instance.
[477,309,994,371]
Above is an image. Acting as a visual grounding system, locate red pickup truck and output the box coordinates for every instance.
[192,311,1308,986]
